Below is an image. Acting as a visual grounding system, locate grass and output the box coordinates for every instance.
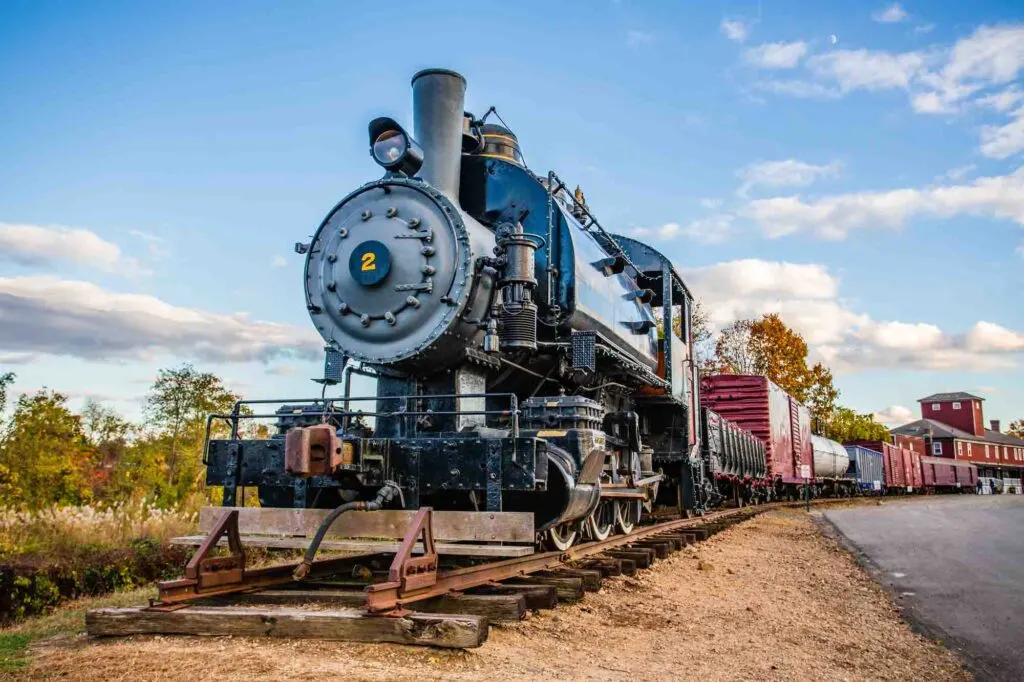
[0,587,154,672]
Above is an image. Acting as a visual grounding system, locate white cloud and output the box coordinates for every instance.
[807,49,927,92]
[682,258,1024,373]
[266,364,299,376]
[937,164,977,182]
[744,41,809,69]
[736,158,841,196]
[0,276,322,363]
[872,4,908,24]
[745,165,1024,239]
[271,255,289,269]
[720,18,748,43]
[632,215,733,244]
[626,30,655,49]
[979,108,1024,159]
[977,86,1024,113]
[873,405,915,427]
[0,223,146,275]
[758,79,842,99]
[0,352,37,365]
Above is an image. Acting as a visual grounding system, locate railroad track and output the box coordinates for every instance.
[85,498,845,649]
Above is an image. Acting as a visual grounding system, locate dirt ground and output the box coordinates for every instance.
[10,508,968,682]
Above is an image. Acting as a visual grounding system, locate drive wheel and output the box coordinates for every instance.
[588,500,615,541]
[545,522,578,551]
[615,500,641,534]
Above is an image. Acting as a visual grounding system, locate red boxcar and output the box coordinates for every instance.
[904,446,923,489]
[919,456,978,491]
[700,375,812,484]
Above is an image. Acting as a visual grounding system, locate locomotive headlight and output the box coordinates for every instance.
[368,117,423,176]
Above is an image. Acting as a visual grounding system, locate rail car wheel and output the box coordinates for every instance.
[545,522,578,551]
[587,500,615,541]
[615,500,641,534]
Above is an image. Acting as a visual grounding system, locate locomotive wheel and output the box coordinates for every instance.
[587,500,615,541]
[614,500,641,534]
[546,522,578,551]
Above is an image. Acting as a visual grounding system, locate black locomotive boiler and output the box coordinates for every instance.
[204,68,710,549]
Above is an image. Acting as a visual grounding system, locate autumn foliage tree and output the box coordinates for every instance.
[1008,420,1024,439]
[709,312,886,442]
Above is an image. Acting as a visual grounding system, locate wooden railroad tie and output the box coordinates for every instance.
[603,549,653,569]
[575,557,623,577]
[630,540,671,559]
[471,583,558,610]
[87,606,489,649]
[538,568,602,592]
[504,575,584,602]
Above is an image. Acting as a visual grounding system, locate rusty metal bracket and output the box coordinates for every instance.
[185,509,246,590]
[365,507,438,612]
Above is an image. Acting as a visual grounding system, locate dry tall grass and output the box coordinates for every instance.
[0,498,197,560]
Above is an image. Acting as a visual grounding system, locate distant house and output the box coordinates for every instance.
[891,392,1024,480]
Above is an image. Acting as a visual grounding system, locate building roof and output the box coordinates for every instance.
[891,419,1024,446]
[917,391,984,403]
[986,429,1024,446]
[892,418,975,440]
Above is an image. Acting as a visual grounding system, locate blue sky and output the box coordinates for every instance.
[1,0,1023,428]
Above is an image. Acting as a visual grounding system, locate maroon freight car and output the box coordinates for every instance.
[700,375,813,492]
[919,456,977,492]
[847,440,905,490]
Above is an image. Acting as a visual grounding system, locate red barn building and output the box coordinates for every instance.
[890,392,1024,482]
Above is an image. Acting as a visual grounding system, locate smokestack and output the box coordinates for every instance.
[411,68,466,200]
[991,419,1000,433]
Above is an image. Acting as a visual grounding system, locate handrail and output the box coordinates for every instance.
[204,392,521,464]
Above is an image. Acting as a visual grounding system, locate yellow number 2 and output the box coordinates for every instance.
[361,252,376,271]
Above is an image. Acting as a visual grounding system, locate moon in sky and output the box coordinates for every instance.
[830,34,838,45]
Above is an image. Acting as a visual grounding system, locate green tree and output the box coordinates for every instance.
[145,364,240,501]
[1007,419,1024,439]
[806,363,840,434]
[823,407,891,443]
[0,390,95,508]
[0,371,13,414]
[80,399,135,498]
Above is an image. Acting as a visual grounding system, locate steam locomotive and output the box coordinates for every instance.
[203,68,765,549]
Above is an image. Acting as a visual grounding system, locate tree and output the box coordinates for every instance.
[145,364,240,501]
[823,407,891,443]
[713,319,756,374]
[0,371,13,415]
[80,399,135,497]
[1008,419,1024,439]
[749,313,812,400]
[690,299,715,372]
[0,390,95,508]
[806,363,840,433]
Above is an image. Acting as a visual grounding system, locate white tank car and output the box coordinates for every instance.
[811,434,851,479]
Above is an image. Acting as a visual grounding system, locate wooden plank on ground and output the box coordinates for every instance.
[87,606,488,649]
[604,549,652,569]
[218,590,525,622]
[199,507,533,543]
[171,535,533,558]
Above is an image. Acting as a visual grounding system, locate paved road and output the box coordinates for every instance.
[824,496,1024,681]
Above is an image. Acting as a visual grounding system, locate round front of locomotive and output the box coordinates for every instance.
[304,177,475,367]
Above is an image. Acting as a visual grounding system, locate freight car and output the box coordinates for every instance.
[699,374,814,499]
[202,67,705,551]
[918,455,977,493]
[693,407,768,509]
[810,435,855,496]
[844,445,884,494]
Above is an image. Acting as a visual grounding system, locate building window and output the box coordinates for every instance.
[985,444,990,458]
[952,401,962,410]
[932,403,940,410]
[957,441,963,457]
[932,442,942,455]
